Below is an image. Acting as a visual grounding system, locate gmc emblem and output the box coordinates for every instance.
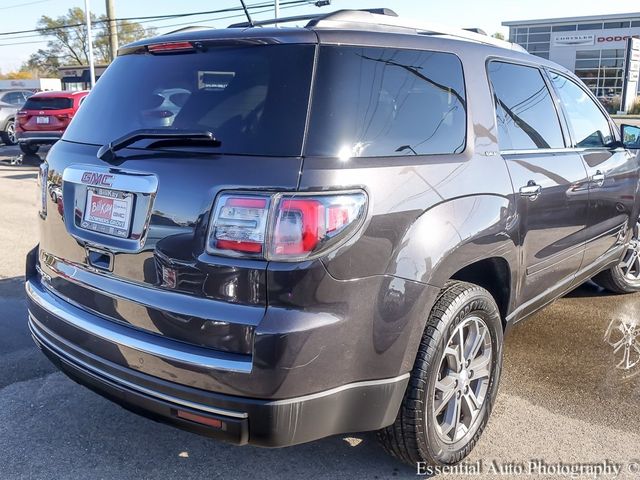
[81,172,114,187]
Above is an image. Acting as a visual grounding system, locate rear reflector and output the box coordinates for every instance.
[176,410,224,429]
[148,41,194,53]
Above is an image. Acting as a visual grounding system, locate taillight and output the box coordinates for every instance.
[208,194,271,256]
[206,191,367,261]
[16,111,27,125]
[148,41,194,53]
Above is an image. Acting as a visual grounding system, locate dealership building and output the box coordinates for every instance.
[503,12,640,97]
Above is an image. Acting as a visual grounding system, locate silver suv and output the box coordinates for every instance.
[0,89,32,145]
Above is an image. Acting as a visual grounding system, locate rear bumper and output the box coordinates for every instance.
[16,131,62,144]
[26,252,411,446]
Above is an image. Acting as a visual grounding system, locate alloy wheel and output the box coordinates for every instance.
[619,221,640,282]
[6,121,16,144]
[433,316,493,444]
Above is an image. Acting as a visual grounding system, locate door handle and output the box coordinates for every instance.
[591,170,605,187]
[519,181,541,200]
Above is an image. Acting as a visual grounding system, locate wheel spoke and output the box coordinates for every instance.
[469,352,491,379]
[434,375,457,415]
[457,327,466,366]
[442,395,462,438]
[444,346,461,372]
[465,321,486,361]
[462,390,480,416]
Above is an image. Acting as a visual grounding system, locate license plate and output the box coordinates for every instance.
[81,187,134,238]
[36,116,50,124]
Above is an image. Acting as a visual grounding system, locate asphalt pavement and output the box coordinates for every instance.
[1,143,640,479]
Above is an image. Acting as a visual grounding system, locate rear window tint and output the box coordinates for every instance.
[63,44,315,156]
[24,97,73,110]
[306,46,467,157]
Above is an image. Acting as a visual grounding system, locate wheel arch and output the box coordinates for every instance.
[450,257,512,326]
[0,115,14,131]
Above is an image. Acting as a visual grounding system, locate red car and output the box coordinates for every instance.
[16,90,89,155]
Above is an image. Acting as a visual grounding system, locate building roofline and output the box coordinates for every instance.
[503,11,640,27]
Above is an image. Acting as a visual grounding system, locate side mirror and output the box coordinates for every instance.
[620,124,640,150]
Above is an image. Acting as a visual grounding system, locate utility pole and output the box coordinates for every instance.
[84,0,96,88]
[105,0,118,62]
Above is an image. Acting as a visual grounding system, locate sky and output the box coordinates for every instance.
[0,0,640,72]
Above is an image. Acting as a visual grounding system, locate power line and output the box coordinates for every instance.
[0,0,52,11]
[0,1,316,48]
[0,0,310,38]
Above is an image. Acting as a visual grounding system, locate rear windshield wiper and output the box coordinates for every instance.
[97,129,221,162]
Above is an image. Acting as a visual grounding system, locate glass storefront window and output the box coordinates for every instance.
[578,23,603,30]
[604,21,630,29]
[528,33,551,42]
[529,26,551,33]
[552,24,577,31]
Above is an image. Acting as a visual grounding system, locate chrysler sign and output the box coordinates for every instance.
[553,34,595,46]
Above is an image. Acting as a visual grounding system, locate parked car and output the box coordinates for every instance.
[16,90,88,155]
[0,89,33,145]
[25,9,640,468]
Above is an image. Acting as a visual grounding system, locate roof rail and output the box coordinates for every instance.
[306,9,526,52]
[228,8,396,28]
[229,13,322,28]
[228,8,525,53]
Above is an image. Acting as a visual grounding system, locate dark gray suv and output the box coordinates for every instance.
[25,9,640,467]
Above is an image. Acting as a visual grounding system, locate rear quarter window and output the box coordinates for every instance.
[306,46,467,158]
[487,61,564,151]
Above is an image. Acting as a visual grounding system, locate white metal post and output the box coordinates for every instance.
[84,0,96,88]
[275,0,280,20]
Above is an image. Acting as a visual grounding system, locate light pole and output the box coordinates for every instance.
[84,0,96,88]
[105,0,118,62]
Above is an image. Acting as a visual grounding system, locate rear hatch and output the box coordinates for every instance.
[19,96,74,131]
[38,35,316,355]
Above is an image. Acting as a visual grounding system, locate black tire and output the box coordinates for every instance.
[1,119,17,145]
[592,267,640,294]
[377,281,504,467]
[592,220,640,294]
[19,143,40,155]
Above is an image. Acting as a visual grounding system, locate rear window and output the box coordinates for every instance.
[306,46,467,157]
[63,44,315,156]
[24,97,73,111]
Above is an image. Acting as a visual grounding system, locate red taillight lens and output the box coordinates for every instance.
[272,199,323,255]
[148,41,194,53]
[207,194,270,256]
[206,191,367,261]
[269,193,366,260]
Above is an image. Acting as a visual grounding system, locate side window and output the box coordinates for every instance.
[306,47,467,157]
[548,72,613,148]
[488,61,564,151]
[2,92,23,105]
